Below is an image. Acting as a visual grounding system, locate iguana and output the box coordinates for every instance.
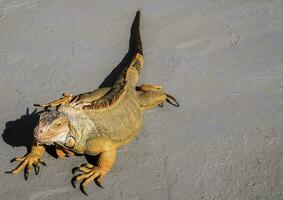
[8,10,179,195]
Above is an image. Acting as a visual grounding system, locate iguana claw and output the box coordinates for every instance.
[71,175,78,189]
[80,183,88,196]
[72,167,80,175]
[165,93,180,107]
[34,164,40,175]
[24,167,29,180]
[95,176,104,188]
[10,158,18,163]
[159,103,164,108]
[38,159,46,166]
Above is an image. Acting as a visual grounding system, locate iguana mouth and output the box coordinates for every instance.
[34,130,69,145]
[34,134,54,143]
[34,124,69,144]
[34,128,57,144]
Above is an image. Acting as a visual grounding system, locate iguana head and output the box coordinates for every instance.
[34,110,76,149]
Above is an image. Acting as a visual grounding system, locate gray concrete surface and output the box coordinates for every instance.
[1,1,283,199]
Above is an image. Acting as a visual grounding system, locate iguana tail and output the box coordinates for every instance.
[129,10,143,56]
[124,10,144,83]
[81,11,144,110]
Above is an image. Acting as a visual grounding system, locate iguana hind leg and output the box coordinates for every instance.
[137,84,179,110]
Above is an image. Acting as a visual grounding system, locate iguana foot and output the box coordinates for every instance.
[139,85,179,107]
[137,84,180,109]
[34,93,77,109]
[8,154,46,179]
[72,164,106,195]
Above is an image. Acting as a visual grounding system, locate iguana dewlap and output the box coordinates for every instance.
[9,11,179,195]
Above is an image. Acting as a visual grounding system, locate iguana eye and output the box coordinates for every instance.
[56,122,61,126]
[65,136,75,149]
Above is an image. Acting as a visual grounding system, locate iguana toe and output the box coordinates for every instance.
[139,84,162,91]
[72,165,92,174]
[72,165,106,194]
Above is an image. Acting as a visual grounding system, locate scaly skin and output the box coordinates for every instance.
[8,11,179,195]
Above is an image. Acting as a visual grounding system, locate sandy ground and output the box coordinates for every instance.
[0,1,283,199]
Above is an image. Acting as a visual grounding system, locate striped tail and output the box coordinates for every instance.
[129,10,143,55]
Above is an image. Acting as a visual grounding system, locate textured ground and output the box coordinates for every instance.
[0,1,283,199]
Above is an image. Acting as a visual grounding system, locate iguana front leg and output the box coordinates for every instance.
[8,142,46,179]
[72,138,117,195]
[55,145,76,158]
